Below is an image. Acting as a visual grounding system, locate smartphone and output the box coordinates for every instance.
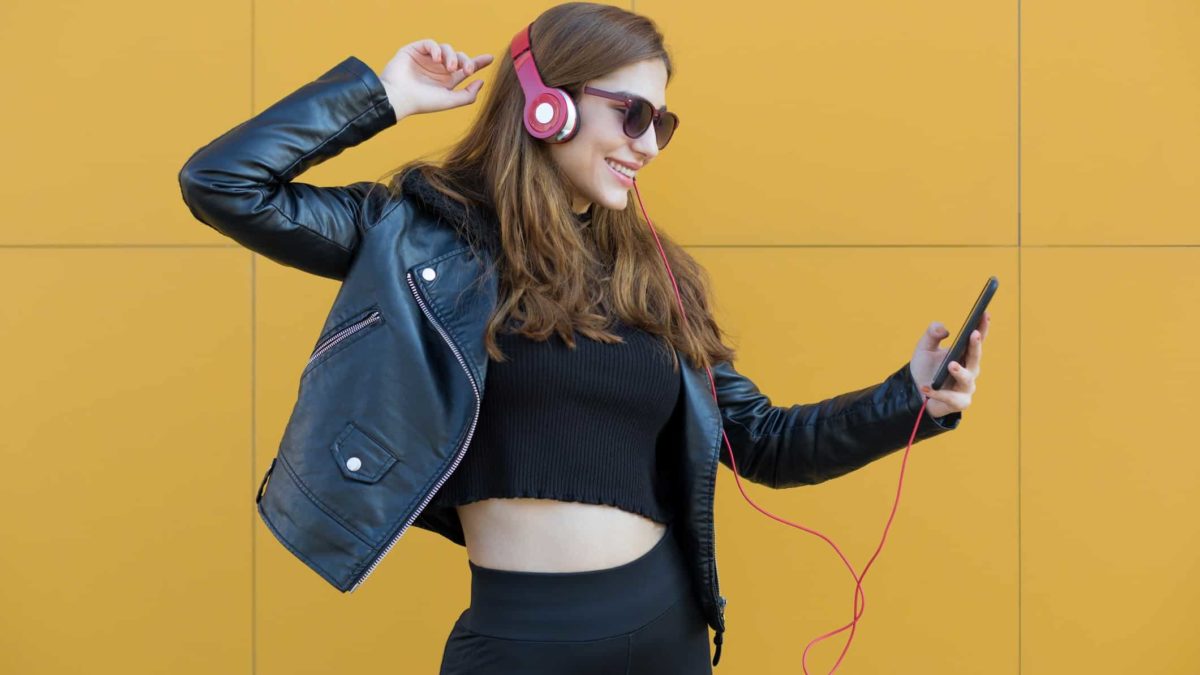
[931,276,999,391]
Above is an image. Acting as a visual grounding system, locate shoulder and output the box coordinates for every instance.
[355,180,406,232]
[355,170,455,232]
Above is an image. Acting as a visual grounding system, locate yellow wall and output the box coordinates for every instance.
[2,0,1196,673]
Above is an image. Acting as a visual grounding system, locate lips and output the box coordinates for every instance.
[606,158,641,171]
[606,161,634,186]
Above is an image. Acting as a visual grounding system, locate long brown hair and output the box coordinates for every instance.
[378,2,737,373]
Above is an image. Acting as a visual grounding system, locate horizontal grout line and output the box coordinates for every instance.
[1010,244,1200,249]
[681,243,1200,249]
[0,244,241,249]
[1,243,1196,250]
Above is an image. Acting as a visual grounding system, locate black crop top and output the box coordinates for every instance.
[429,314,682,525]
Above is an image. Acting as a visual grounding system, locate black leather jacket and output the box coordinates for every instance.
[177,55,961,667]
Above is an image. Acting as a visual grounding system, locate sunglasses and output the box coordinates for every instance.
[581,86,679,150]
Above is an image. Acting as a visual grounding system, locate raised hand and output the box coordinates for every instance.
[378,39,496,121]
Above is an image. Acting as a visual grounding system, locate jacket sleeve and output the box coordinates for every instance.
[712,359,961,489]
[177,55,398,280]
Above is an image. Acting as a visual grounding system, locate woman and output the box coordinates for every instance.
[178,3,985,673]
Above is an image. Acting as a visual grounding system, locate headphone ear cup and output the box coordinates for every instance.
[553,91,579,142]
[523,88,579,143]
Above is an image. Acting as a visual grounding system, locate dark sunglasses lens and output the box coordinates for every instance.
[655,113,678,149]
[624,99,654,138]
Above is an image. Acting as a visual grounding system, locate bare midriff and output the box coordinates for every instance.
[456,497,668,572]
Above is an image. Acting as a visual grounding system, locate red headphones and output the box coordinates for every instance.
[510,23,580,143]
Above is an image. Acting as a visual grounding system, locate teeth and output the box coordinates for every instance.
[606,160,636,178]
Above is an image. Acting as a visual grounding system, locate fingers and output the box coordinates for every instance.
[965,312,988,370]
[964,329,984,371]
[921,384,972,411]
[423,40,492,78]
[418,39,440,61]
[415,40,454,68]
[946,360,978,392]
[454,53,495,80]
[438,43,456,70]
[473,54,496,70]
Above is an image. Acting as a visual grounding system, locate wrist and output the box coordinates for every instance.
[380,81,409,122]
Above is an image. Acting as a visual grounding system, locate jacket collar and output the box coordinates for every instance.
[399,169,595,262]
[399,169,503,261]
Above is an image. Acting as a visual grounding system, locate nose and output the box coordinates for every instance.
[631,124,660,162]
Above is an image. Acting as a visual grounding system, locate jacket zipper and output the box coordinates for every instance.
[710,432,727,630]
[709,393,728,666]
[348,272,482,592]
[307,310,382,368]
[703,382,727,622]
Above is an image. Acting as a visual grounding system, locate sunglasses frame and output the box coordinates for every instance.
[581,86,679,150]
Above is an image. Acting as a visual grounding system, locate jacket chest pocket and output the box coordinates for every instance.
[302,306,384,379]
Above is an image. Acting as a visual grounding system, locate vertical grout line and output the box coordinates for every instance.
[1016,0,1023,672]
[249,0,257,673]
[250,244,258,675]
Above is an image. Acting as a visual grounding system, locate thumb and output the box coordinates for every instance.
[449,79,484,107]
[917,321,948,350]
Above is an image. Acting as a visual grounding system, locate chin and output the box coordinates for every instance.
[597,190,629,210]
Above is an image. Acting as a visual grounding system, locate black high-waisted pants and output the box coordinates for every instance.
[438,522,714,674]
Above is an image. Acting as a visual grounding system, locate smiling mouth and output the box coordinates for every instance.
[605,160,636,185]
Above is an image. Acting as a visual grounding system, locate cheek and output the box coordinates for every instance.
[551,144,587,180]
[576,117,624,161]
[566,140,610,180]
[554,119,629,192]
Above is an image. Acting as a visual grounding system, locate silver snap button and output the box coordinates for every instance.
[421,267,436,281]
[346,457,362,472]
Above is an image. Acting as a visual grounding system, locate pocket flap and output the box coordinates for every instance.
[330,422,397,484]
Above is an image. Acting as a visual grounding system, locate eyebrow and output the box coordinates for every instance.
[612,90,668,112]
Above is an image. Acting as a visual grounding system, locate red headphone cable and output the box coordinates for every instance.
[632,178,934,674]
